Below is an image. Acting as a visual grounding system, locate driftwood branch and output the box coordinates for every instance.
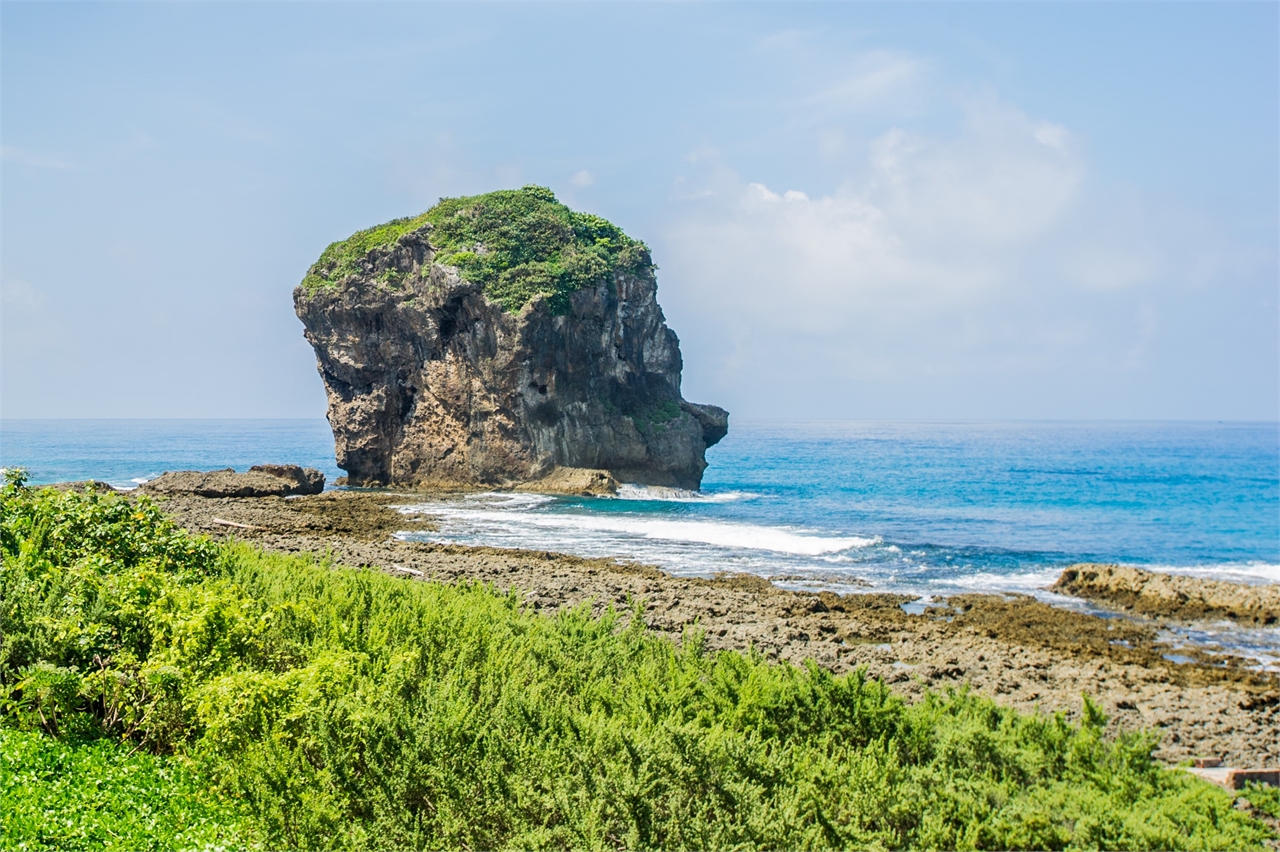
[211,517,259,530]
[391,564,424,577]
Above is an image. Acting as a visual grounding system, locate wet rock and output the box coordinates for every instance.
[513,467,619,496]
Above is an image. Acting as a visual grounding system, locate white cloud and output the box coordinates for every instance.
[667,96,1085,334]
[867,97,1084,245]
[657,95,1242,415]
[569,169,595,188]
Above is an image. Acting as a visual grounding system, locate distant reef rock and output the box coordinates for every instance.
[140,465,325,498]
[294,185,728,491]
[47,480,121,493]
[1052,563,1279,626]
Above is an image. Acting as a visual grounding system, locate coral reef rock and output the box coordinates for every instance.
[1053,563,1280,626]
[294,187,728,490]
[140,465,325,498]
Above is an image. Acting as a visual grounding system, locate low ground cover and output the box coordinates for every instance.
[0,726,259,851]
[300,185,651,314]
[1,472,1273,850]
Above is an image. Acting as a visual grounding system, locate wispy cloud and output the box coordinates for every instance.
[2,278,45,310]
[1,146,75,170]
[805,50,926,113]
[569,169,595,188]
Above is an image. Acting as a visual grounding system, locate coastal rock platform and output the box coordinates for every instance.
[150,489,1280,770]
[1053,563,1280,626]
[140,465,325,498]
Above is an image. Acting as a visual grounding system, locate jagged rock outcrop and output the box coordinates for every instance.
[140,465,325,498]
[294,187,727,490]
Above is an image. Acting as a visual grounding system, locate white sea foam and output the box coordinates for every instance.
[397,499,875,557]
[465,492,557,509]
[1141,561,1280,586]
[614,484,757,504]
[946,568,1065,595]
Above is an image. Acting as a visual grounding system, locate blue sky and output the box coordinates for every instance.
[3,2,1276,420]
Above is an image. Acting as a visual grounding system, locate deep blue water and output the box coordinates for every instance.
[3,419,1277,599]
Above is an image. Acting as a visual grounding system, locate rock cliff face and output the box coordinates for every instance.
[294,188,727,490]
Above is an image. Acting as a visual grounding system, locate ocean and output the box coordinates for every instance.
[3,419,1276,592]
[6,418,1278,666]
[4,418,1277,595]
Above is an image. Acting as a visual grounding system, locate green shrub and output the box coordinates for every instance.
[299,186,652,315]
[1,473,1275,850]
[1243,781,1280,819]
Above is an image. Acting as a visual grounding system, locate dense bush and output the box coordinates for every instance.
[1,472,1274,850]
[299,186,651,314]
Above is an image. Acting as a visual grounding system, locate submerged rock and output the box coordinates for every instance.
[294,186,728,489]
[140,465,325,498]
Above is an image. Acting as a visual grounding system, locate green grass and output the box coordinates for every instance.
[632,400,684,435]
[299,186,652,314]
[0,726,260,851]
[1,471,1276,850]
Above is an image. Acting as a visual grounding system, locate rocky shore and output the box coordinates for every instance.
[147,488,1280,770]
[1053,563,1280,626]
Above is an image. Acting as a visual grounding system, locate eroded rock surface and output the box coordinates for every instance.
[294,196,727,490]
[1053,563,1280,625]
[140,465,325,498]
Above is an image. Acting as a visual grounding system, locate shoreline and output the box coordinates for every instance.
[148,489,1280,770]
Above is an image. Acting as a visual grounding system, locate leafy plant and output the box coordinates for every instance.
[632,399,684,434]
[299,214,432,295]
[1243,781,1280,819]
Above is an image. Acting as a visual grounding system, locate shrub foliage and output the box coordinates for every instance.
[299,186,652,314]
[0,470,1274,850]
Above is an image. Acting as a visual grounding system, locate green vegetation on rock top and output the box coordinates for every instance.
[300,213,432,296]
[300,185,651,314]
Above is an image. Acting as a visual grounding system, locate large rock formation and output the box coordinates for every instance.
[294,187,727,490]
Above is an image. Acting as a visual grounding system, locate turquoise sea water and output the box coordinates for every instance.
[3,419,1277,599]
[6,418,1278,665]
